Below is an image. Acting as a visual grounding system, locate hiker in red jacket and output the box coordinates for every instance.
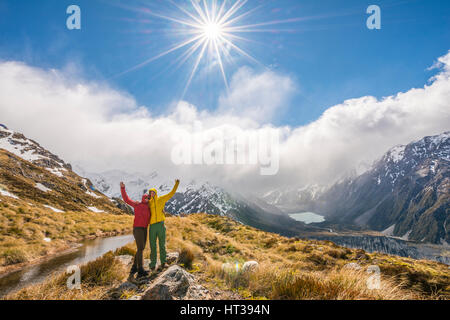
[120,182,151,278]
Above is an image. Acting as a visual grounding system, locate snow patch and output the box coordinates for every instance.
[388,145,406,163]
[400,230,412,241]
[87,206,104,213]
[35,183,52,193]
[46,168,65,177]
[381,224,395,236]
[86,190,101,198]
[43,205,64,213]
[0,189,19,199]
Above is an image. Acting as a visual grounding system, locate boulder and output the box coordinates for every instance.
[116,255,133,266]
[141,265,209,300]
[221,262,234,273]
[186,284,211,300]
[167,252,180,264]
[116,281,138,292]
[242,261,259,273]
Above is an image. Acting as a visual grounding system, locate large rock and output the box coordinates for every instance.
[242,261,259,273]
[141,265,210,300]
[116,281,138,292]
[116,255,133,266]
[167,252,179,264]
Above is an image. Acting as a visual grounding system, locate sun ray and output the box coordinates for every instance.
[221,4,263,27]
[116,0,307,91]
[190,0,209,23]
[219,34,263,67]
[168,0,204,25]
[183,39,209,97]
[218,0,248,25]
[213,39,229,90]
[114,34,204,77]
[203,0,212,23]
[139,9,200,29]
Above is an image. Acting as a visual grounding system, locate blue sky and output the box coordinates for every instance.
[0,0,449,128]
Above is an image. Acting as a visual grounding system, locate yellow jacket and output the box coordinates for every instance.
[148,180,179,225]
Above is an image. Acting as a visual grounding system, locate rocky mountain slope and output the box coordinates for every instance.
[0,125,124,214]
[0,125,133,270]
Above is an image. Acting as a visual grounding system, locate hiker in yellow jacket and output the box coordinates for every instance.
[148,179,180,270]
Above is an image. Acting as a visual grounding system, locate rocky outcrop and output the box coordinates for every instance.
[114,253,211,300]
[141,265,210,300]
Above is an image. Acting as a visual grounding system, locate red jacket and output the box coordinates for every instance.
[121,186,151,228]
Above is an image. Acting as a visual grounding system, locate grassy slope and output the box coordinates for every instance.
[7,214,449,300]
[0,150,133,272]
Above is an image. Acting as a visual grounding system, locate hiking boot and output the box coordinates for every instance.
[130,266,137,275]
[160,263,167,270]
[137,270,149,278]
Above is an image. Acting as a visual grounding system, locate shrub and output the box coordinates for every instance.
[79,252,125,286]
[325,249,348,259]
[1,248,28,265]
[264,238,277,248]
[308,254,328,266]
[114,245,136,257]
[179,247,195,269]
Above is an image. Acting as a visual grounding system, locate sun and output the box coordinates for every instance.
[202,23,223,40]
[117,0,303,95]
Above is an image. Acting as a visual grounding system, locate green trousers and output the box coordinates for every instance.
[149,221,166,268]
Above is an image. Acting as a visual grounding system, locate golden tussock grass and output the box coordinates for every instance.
[4,213,449,300]
[5,252,128,300]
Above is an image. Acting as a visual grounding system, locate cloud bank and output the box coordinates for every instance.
[0,51,449,193]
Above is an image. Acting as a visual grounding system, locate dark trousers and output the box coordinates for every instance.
[132,227,148,272]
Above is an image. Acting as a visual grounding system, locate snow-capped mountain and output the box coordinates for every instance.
[263,184,330,213]
[73,166,238,216]
[267,132,450,244]
[76,167,315,236]
[0,124,310,237]
[0,124,125,215]
[0,124,71,177]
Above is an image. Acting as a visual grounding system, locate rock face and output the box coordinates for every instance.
[141,265,210,300]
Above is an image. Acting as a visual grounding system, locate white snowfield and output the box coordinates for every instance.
[43,205,64,213]
[388,145,406,163]
[0,189,19,199]
[46,167,66,178]
[35,183,52,193]
[0,126,68,177]
[0,136,43,162]
[87,206,104,213]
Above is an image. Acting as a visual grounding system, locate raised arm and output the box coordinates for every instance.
[160,179,180,202]
[120,182,139,208]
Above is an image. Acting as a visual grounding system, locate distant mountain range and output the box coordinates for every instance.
[1,124,448,247]
[264,132,450,245]
[74,167,312,237]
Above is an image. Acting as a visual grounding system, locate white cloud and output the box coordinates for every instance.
[0,51,449,194]
[218,66,296,123]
